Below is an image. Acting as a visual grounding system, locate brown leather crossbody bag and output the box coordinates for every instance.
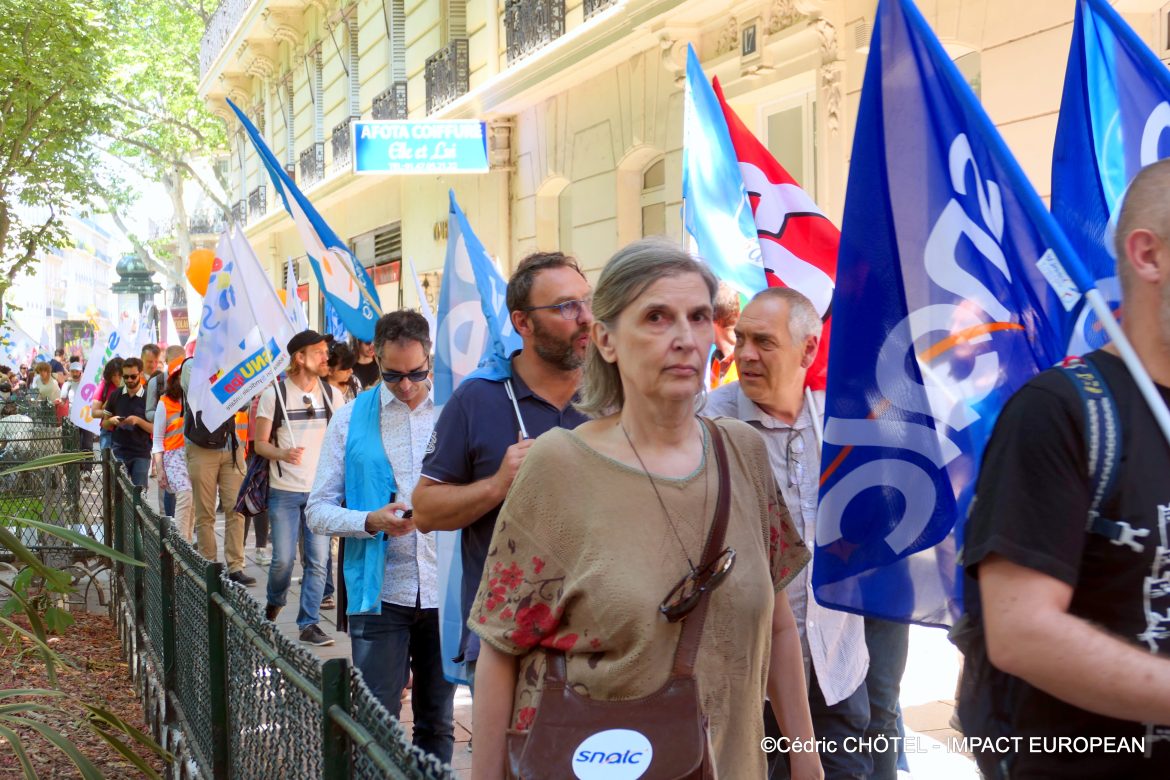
[505,419,731,780]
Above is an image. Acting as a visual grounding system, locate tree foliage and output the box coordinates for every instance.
[0,0,117,311]
[105,0,230,278]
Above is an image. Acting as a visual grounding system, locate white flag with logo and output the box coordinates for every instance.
[187,230,296,431]
[70,319,136,434]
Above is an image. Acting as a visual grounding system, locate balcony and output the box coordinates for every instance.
[425,39,470,115]
[199,0,254,79]
[248,185,267,220]
[504,0,565,64]
[299,142,325,188]
[331,119,353,172]
[231,200,247,226]
[189,210,228,236]
[372,82,408,120]
[583,0,619,19]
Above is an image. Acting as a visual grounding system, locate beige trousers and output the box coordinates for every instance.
[186,442,246,573]
[174,489,195,543]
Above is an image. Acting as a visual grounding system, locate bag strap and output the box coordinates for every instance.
[544,420,732,686]
[1056,356,1147,553]
[670,417,731,677]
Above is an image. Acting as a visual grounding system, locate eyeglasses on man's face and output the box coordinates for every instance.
[522,298,592,320]
[381,365,429,385]
[123,373,140,382]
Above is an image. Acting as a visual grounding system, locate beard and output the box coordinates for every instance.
[532,319,587,371]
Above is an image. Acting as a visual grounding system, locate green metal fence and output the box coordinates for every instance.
[108,462,454,779]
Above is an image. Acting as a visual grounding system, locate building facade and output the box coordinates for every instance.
[197,0,1170,328]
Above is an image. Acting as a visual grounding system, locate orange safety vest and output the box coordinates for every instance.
[235,410,249,444]
[162,396,184,452]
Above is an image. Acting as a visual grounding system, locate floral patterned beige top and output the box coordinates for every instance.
[468,417,810,778]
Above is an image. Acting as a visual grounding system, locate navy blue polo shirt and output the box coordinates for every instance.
[421,352,588,663]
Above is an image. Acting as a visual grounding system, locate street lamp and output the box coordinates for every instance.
[111,253,163,337]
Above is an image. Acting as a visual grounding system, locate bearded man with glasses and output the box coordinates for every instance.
[253,330,337,647]
[101,356,154,488]
[413,250,594,693]
[307,310,457,761]
[705,287,870,780]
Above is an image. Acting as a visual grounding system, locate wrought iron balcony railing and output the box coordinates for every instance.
[199,0,254,78]
[372,81,408,120]
[331,119,353,172]
[504,0,565,64]
[189,210,227,236]
[248,185,267,220]
[425,39,470,115]
[584,0,619,20]
[230,200,247,226]
[299,142,325,188]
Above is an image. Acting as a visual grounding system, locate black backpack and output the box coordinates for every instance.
[183,401,237,449]
[953,355,1126,779]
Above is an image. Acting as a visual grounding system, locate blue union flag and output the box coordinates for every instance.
[814,0,1091,626]
[1052,0,1170,354]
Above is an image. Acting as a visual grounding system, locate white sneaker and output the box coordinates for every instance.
[255,547,271,566]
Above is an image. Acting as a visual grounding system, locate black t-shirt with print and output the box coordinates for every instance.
[963,350,1170,777]
[352,359,380,390]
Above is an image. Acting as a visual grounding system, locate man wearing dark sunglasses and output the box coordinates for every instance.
[705,287,871,780]
[254,330,336,648]
[307,310,456,762]
[413,251,593,689]
[102,356,154,488]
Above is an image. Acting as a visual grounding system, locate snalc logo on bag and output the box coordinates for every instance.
[572,729,653,780]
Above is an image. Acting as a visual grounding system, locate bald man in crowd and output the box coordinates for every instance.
[959,158,1170,778]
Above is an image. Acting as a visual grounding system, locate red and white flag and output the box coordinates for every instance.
[714,78,838,391]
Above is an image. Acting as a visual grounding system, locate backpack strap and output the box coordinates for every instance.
[1056,356,1148,553]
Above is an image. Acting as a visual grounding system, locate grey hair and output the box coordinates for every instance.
[575,237,718,417]
[749,286,823,343]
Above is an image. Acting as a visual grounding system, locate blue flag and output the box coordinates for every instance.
[1052,0,1170,354]
[814,0,1092,626]
[432,190,520,405]
[432,191,519,686]
[227,99,381,342]
[681,44,767,298]
[323,301,350,343]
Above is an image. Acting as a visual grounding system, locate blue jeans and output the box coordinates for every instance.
[349,603,456,763]
[118,456,150,489]
[162,489,176,516]
[99,430,113,451]
[266,489,329,630]
[864,618,911,778]
[766,668,871,779]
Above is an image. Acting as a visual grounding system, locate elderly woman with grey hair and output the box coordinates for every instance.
[468,238,820,780]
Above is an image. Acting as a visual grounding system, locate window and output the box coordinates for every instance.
[762,92,816,197]
[641,158,666,237]
[953,51,981,99]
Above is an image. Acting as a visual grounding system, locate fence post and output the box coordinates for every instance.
[131,488,145,629]
[205,562,230,779]
[321,658,351,779]
[110,455,123,612]
[103,448,114,552]
[159,512,177,696]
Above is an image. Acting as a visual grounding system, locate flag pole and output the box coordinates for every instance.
[233,231,300,451]
[1085,288,1170,444]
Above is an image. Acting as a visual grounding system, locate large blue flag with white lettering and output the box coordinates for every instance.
[681,44,767,298]
[1052,0,1170,354]
[227,99,381,342]
[433,190,520,405]
[432,191,519,686]
[814,0,1092,626]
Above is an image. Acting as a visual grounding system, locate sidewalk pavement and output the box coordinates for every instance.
[167,485,974,779]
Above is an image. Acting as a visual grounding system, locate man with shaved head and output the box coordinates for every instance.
[958,159,1170,778]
